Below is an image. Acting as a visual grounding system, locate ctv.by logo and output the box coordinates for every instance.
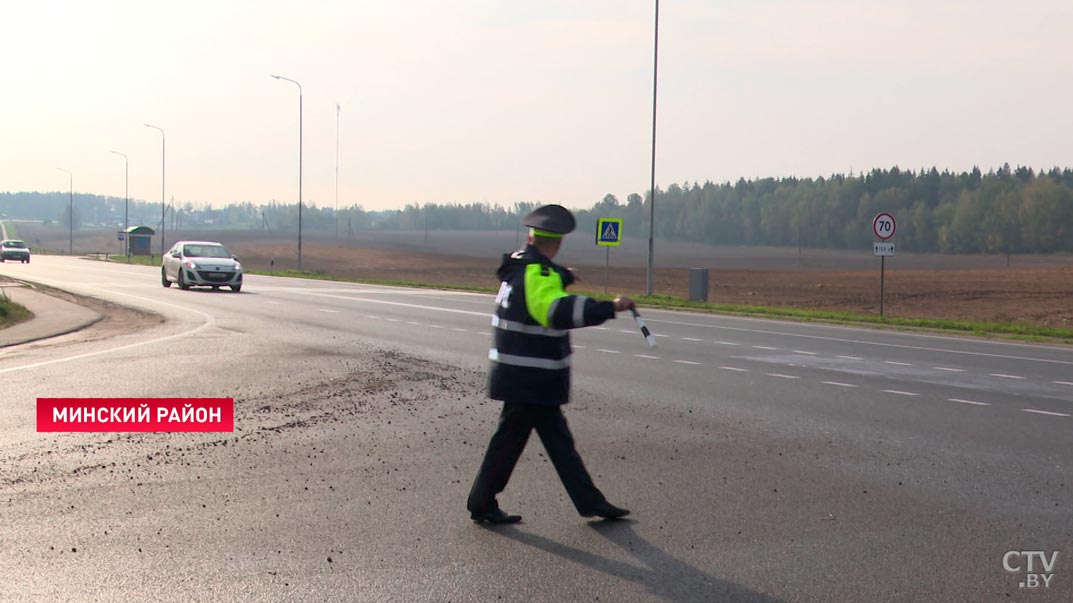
[1003,550,1060,589]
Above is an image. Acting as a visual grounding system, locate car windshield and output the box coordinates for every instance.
[183,244,231,258]
[3,241,27,249]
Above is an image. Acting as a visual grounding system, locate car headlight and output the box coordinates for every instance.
[232,262,242,271]
[184,260,199,269]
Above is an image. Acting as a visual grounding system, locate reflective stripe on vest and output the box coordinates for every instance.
[573,295,588,327]
[488,348,572,370]
[491,315,567,337]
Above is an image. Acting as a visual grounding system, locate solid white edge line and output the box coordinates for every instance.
[1022,408,1070,417]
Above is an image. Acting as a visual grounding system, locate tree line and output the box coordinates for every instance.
[3,164,1072,253]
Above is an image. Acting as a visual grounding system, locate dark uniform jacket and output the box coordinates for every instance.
[488,244,617,405]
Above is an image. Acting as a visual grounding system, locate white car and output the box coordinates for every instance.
[161,240,243,292]
[1,239,31,263]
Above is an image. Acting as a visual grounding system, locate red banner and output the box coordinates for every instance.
[37,398,234,432]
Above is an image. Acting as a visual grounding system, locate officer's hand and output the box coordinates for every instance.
[613,296,636,312]
[567,267,582,282]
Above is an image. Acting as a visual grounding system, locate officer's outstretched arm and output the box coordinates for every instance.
[525,264,616,329]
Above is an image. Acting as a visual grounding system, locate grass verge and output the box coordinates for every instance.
[0,291,33,330]
[92,255,1073,343]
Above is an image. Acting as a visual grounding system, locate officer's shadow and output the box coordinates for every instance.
[487,520,784,603]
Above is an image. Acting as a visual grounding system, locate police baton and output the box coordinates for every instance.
[630,308,658,348]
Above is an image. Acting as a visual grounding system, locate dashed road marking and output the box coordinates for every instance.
[753,346,778,351]
[592,327,610,330]
[714,341,737,346]
[596,349,620,354]
[318,309,340,313]
[619,330,635,334]
[793,350,818,355]
[407,321,422,325]
[451,328,467,332]
[948,398,990,406]
[823,381,857,388]
[885,361,913,366]
[1022,408,1070,417]
[1052,381,1073,386]
[767,373,799,379]
[718,366,749,372]
[653,334,669,338]
[989,373,1024,380]
[675,360,702,365]
[837,355,862,360]
[682,337,702,342]
[634,354,660,359]
[386,318,400,322]
[429,325,444,329]
[934,367,964,372]
[267,301,283,305]
[882,390,919,396]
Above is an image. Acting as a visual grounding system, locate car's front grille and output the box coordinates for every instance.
[197,270,234,282]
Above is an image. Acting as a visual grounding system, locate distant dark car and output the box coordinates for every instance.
[161,240,243,292]
[0,239,30,263]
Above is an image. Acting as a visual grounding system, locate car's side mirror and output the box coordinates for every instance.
[170,251,181,258]
[232,255,239,261]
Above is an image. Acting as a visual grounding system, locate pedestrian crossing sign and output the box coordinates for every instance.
[596,218,623,246]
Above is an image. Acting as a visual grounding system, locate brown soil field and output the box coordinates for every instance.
[15,223,1073,329]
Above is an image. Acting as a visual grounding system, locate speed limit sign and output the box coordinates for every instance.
[873,212,896,240]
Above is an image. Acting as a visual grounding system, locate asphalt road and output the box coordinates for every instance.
[1,256,1070,602]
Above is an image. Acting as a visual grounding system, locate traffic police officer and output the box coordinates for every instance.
[467,204,635,524]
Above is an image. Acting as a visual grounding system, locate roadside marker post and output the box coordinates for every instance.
[631,308,658,348]
[595,218,623,294]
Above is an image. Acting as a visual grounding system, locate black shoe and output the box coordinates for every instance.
[470,508,522,524]
[581,501,630,519]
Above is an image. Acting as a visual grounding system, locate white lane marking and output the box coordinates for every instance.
[934,367,964,372]
[718,366,749,372]
[619,329,635,334]
[989,373,1024,380]
[753,345,778,350]
[823,381,857,388]
[0,292,217,376]
[882,390,920,396]
[674,360,702,365]
[386,318,400,322]
[406,321,422,325]
[767,373,799,379]
[479,332,492,337]
[837,355,862,360]
[714,341,737,345]
[1022,409,1070,417]
[451,328,467,332]
[429,325,445,329]
[267,301,283,305]
[792,350,817,355]
[634,354,660,359]
[653,334,669,338]
[682,337,702,342]
[367,315,380,319]
[884,361,913,366]
[596,349,620,354]
[948,398,990,406]
[643,314,1073,366]
[573,345,586,349]
[1054,381,1073,386]
[318,309,340,313]
[592,327,610,330]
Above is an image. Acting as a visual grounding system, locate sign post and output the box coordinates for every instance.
[596,218,623,294]
[872,213,896,317]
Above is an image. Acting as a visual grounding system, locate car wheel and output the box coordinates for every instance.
[230,284,242,293]
[178,270,190,290]
[161,268,172,287]
[25,258,29,263]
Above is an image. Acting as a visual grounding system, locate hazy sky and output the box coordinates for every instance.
[4,0,1072,211]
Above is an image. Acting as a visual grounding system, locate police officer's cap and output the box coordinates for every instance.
[523,204,576,237]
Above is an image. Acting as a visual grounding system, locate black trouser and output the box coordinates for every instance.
[467,402,605,515]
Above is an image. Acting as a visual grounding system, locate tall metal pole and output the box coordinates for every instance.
[335,102,340,239]
[57,168,73,254]
[645,0,660,296]
[271,74,303,271]
[110,151,129,255]
[144,124,166,257]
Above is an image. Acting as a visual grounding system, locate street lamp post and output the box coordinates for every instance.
[56,168,73,254]
[271,74,303,271]
[646,0,660,296]
[335,102,340,239]
[144,123,166,257]
[110,150,129,256]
